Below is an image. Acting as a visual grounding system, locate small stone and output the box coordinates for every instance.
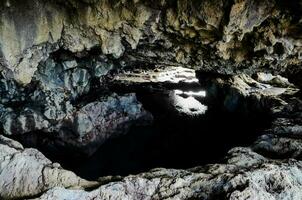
[62,60,78,70]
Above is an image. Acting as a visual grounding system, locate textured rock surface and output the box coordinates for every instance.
[0,91,152,155]
[198,73,296,114]
[34,76,302,200]
[0,135,98,199]
[0,0,302,85]
[0,47,153,154]
[0,74,300,199]
[32,151,302,200]
[0,0,302,199]
[0,0,301,147]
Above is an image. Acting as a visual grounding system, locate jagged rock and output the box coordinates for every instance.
[32,150,302,200]
[113,66,199,84]
[1,92,152,155]
[200,73,302,164]
[254,72,295,88]
[36,58,91,100]
[2,108,50,135]
[198,73,296,115]
[94,61,114,78]
[0,1,301,199]
[252,97,302,159]
[0,72,301,199]
[0,0,302,85]
[62,60,78,70]
[217,0,274,62]
[0,0,64,84]
[56,93,153,155]
[31,74,301,199]
[0,50,153,154]
[0,135,98,199]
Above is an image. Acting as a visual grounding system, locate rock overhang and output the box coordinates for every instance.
[0,0,301,86]
[0,1,302,199]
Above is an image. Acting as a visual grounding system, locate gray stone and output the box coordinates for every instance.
[61,93,153,155]
[0,1,301,199]
[94,61,114,78]
[0,135,98,200]
[32,156,302,200]
[62,60,78,70]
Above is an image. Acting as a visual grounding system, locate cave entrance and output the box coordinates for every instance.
[52,88,271,181]
[11,67,273,181]
[45,68,272,181]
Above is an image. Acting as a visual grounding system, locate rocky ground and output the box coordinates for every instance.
[29,81,302,199]
[0,0,302,199]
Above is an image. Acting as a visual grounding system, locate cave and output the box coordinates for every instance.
[0,0,302,199]
[11,67,272,180]
[59,91,272,180]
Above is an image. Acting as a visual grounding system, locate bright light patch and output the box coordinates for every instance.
[174,89,183,95]
[115,66,199,84]
[172,90,207,115]
[157,67,199,83]
[174,90,206,97]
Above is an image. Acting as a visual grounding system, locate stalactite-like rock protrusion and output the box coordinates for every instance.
[0,0,302,85]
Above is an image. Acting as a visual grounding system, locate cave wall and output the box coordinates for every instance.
[1,1,302,199]
[0,0,301,159]
[0,0,302,86]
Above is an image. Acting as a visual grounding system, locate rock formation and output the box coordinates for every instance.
[0,135,98,199]
[0,0,301,199]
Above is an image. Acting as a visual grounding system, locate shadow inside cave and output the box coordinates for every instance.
[15,88,272,181]
[7,65,274,181]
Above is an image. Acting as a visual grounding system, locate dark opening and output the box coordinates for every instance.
[274,42,285,56]
[11,86,272,181]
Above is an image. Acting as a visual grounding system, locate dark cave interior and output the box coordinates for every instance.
[1,0,302,199]
[11,84,272,181]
